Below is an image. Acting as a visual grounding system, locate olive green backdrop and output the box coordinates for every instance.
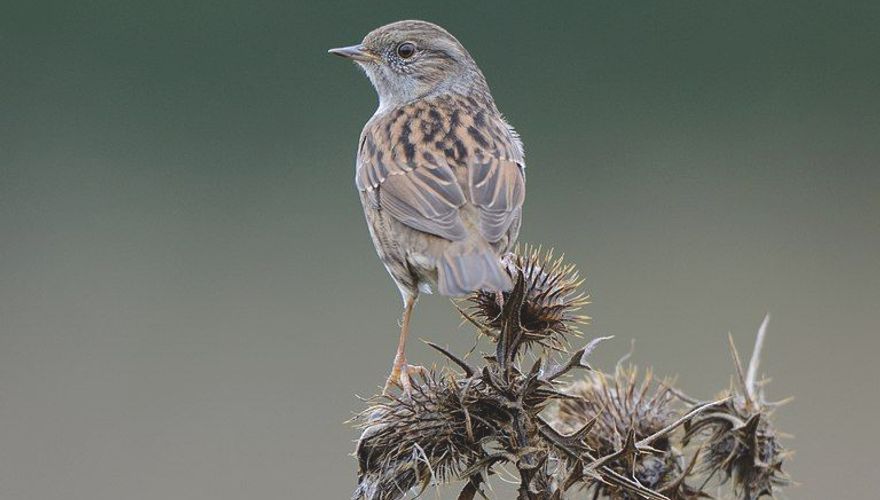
[1,1,878,498]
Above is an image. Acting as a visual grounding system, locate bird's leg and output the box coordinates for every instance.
[382,294,428,396]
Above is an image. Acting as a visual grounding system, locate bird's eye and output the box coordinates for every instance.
[396,42,416,59]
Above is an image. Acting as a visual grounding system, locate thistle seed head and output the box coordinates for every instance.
[352,371,502,500]
[553,367,705,499]
[683,317,791,499]
[468,246,590,351]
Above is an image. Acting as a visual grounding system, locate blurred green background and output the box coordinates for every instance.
[1,1,878,498]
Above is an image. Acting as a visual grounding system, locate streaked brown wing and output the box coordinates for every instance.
[468,156,526,243]
[356,99,525,244]
[356,149,468,242]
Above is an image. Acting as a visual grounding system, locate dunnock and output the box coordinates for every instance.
[330,20,526,394]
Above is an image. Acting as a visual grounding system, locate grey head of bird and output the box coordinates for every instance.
[329,20,492,111]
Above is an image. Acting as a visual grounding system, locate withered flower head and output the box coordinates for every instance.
[350,352,585,499]
[553,367,705,499]
[683,316,791,499]
[352,371,501,500]
[352,300,634,500]
[685,401,788,500]
[350,243,793,500]
[467,246,590,350]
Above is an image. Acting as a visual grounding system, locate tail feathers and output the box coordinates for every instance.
[437,248,512,297]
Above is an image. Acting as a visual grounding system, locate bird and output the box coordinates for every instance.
[329,20,526,395]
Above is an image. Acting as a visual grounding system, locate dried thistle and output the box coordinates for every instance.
[350,249,793,500]
[553,367,707,499]
[353,273,661,499]
[352,372,500,500]
[467,246,590,351]
[351,274,560,500]
[683,316,792,499]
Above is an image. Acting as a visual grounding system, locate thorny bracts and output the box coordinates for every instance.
[351,250,791,499]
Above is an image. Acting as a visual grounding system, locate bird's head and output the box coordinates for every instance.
[329,20,489,110]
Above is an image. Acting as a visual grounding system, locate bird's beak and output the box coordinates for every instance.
[328,44,377,62]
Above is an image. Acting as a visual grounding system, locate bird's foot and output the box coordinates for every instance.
[382,358,429,397]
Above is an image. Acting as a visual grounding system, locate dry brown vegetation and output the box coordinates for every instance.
[351,248,791,499]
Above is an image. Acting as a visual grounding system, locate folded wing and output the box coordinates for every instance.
[356,106,525,245]
[469,156,525,243]
[357,148,468,241]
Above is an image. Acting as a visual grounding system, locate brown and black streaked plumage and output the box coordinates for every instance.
[330,20,526,394]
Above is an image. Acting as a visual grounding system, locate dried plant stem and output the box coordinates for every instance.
[351,249,791,500]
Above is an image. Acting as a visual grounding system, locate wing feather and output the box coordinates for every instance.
[355,101,525,244]
[469,156,526,243]
[357,149,468,241]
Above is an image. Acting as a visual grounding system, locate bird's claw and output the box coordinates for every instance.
[382,360,429,396]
